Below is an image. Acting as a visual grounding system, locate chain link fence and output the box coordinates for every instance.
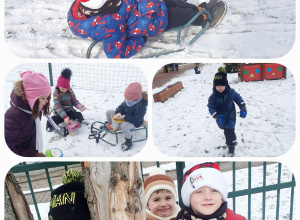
[6,63,147,93]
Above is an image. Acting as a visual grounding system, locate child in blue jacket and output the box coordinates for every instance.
[68,0,220,58]
[207,68,247,156]
[106,82,148,151]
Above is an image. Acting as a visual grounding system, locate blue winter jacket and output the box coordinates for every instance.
[68,0,168,58]
[115,98,148,127]
[207,86,245,129]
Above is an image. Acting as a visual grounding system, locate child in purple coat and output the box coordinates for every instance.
[5,71,52,157]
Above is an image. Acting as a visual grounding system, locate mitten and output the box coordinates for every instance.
[76,103,87,112]
[218,115,225,124]
[240,105,247,118]
[240,110,247,118]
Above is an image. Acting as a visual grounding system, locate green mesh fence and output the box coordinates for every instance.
[6,63,147,92]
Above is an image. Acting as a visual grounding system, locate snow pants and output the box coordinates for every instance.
[106,110,136,139]
[46,110,84,128]
[165,0,206,30]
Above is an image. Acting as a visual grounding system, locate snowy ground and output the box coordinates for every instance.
[4,82,148,157]
[29,162,296,220]
[152,64,295,157]
[4,0,295,58]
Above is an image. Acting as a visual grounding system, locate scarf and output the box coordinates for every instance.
[146,204,181,220]
[177,202,227,220]
[125,97,142,107]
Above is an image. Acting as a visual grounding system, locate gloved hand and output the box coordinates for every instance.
[113,113,122,119]
[217,115,225,124]
[76,103,87,112]
[240,110,247,118]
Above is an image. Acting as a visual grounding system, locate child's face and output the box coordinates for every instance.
[147,190,175,217]
[190,186,223,216]
[38,94,50,109]
[215,85,226,93]
[59,87,68,93]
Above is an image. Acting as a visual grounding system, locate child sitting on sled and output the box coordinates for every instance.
[46,68,87,133]
[144,167,181,220]
[106,82,148,151]
[207,67,247,157]
[176,162,246,220]
[67,0,225,58]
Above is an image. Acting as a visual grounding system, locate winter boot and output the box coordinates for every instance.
[199,0,218,11]
[228,146,235,157]
[121,136,133,151]
[208,0,227,28]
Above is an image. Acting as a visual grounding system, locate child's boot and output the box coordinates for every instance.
[121,136,132,151]
[208,0,227,28]
[228,146,235,157]
[199,0,218,11]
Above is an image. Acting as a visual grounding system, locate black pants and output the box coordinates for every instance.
[46,110,84,128]
[224,128,237,150]
[165,0,205,30]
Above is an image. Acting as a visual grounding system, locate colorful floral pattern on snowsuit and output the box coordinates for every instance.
[207,86,245,130]
[68,0,168,58]
[53,88,80,119]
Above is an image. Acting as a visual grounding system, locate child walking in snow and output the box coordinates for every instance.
[67,0,224,58]
[176,162,246,220]
[207,67,247,157]
[144,167,181,220]
[46,68,87,132]
[106,82,148,151]
[5,71,52,157]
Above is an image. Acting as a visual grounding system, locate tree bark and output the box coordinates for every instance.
[82,162,146,220]
[5,172,34,220]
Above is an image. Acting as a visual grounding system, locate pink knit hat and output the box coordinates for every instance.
[124,82,142,100]
[20,71,52,110]
[55,68,72,90]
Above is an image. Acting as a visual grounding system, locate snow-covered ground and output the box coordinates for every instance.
[153,64,295,157]
[4,84,148,157]
[29,162,296,220]
[4,0,295,58]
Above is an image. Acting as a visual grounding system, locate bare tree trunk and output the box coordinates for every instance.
[5,172,34,220]
[82,162,146,220]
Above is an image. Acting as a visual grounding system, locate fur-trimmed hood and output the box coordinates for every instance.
[11,81,31,111]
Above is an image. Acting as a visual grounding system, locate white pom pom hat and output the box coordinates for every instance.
[144,167,177,204]
[181,162,228,207]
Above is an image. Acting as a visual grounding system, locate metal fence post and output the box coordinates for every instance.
[232,162,236,212]
[262,162,267,220]
[176,162,185,208]
[248,162,251,220]
[26,171,41,220]
[290,175,295,220]
[48,63,53,86]
[276,163,282,220]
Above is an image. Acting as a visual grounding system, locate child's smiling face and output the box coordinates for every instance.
[215,85,226,93]
[59,87,68,93]
[147,189,175,217]
[190,186,223,216]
